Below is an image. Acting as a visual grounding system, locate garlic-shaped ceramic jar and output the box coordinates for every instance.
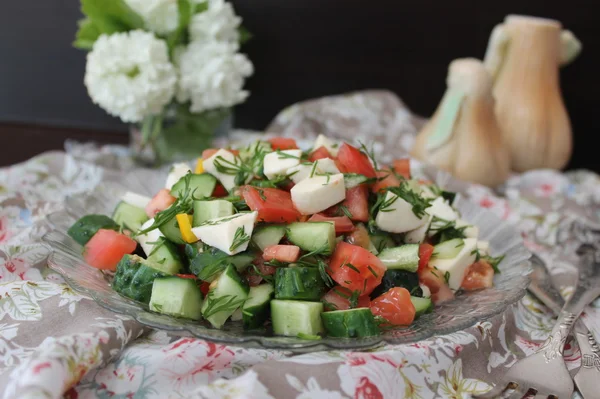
[412,58,511,187]
[484,15,582,172]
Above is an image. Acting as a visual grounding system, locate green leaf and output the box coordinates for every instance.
[239,26,252,45]
[80,0,144,35]
[73,18,102,50]
[166,0,193,53]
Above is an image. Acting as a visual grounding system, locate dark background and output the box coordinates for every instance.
[0,0,598,169]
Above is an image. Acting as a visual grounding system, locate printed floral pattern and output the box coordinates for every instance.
[1,91,600,398]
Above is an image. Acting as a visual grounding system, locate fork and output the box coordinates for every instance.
[528,253,600,399]
[474,247,600,399]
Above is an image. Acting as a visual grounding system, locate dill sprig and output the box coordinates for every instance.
[483,254,504,274]
[317,259,335,288]
[348,290,361,309]
[358,141,379,170]
[229,226,250,252]
[386,182,432,218]
[202,291,246,319]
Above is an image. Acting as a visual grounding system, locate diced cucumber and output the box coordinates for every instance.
[286,222,336,255]
[67,214,119,245]
[158,215,185,245]
[432,238,464,259]
[184,242,204,261]
[149,277,203,320]
[113,201,149,232]
[274,267,326,301]
[411,296,433,318]
[190,249,255,282]
[170,173,217,199]
[252,225,287,251]
[321,308,380,338]
[242,284,274,329]
[343,173,369,189]
[201,264,249,328]
[230,308,243,321]
[146,237,184,275]
[370,269,422,299]
[192,200,235,227]
[112,254,167,304]
[377,244,419,272]
[369,234,396,253]
[270,299,324,337]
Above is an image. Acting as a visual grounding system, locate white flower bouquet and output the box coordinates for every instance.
[74,0,253,164]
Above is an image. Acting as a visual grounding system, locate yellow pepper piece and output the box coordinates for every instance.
[195,158,204,174]
[176,214,197,243]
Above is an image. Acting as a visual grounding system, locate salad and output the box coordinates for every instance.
[67,135,503,339]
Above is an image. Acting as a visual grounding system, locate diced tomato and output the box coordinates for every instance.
[212,183,228,197]
[308,146,332,162]
[328,242,385,295]
[336,185,369,222]
[461,260,494,291]
[262,245,300,263]
[176,274,197,279]
[346,223,371,249]
[370,287,416,326]
[268,137,298,150]
[245,258,277,287]
[418,266,455,304]
[372,169,401,193]
[241,186,301,223]
[321,287,371,311]
[334,158,348,173]
[202,148,239,159]
[199,281,211,295]
[83,229,137,271]
[146,189,176,218]
[392,158,411,179]
[418,243,435,272]
[308,213,354,234]
[336,143,376,178]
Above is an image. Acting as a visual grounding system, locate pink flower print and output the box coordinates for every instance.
[355,377,384,399]
[479,197,495,209]
[0,216,10,243]
[32,361,52,375]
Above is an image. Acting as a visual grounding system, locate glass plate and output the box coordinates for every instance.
[42,162,531,352]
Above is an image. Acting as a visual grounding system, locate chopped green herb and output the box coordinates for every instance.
[348,290,361,308]
[367,265,379,278]
[297,332,322,340]
[471,248,481,262]
[152,303,163,312]
[318,259,335,288]
[387,182,432,218]
[275,149,302,160]
[322,299,338,311]
[339,205,353,218]
[444,271,450,284]
[202,291,246,319]
[483,254,504,274]
[257,188,267,201]
[230,226,250,252]
[358,141,379,170]
[345,263,360,273]
[309,162,318,178]
[250,263,274,283]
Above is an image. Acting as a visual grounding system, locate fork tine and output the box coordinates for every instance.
[472,384,510,399]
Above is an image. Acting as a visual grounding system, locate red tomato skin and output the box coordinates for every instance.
[321,287,371,311]
[308,214,354,234]
[333,158,348,173]
[461,260,494,291]
[309,146,332,162]
[176,274,197,279]
[418,243,435,272]
[418,266,455,304]
[328,185,369,222]
[199,281,211,295]
[146,189,176,218]
[336,143,376,178]
[262,245,300,263]
[370,287,416,326]
[328,242,385,295]
[241,186,301,223]
[372,169,401,193]
[212,183,228,197]
[268,137,298,150]
[83,229,137,271]
[392,158,411,179]
[345,223,371,249]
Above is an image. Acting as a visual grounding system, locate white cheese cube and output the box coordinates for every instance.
[203,149,250,192]
[136,218,164,256]
[375,191,428,233]
[404,214,433,244]
[290,174,346,215]
[429,238,478,291]
[426,197,459,235]
[191,211,258,255]
[263,150,302,180]
[165,163,192,190]
[312,134,340,156]
[477,240,490,256]
[287,158,341,184]
[420,284,431,298]
[455,219,479,238]
[121,192,152,209]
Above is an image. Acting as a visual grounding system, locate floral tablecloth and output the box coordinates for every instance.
[2,91,600,399]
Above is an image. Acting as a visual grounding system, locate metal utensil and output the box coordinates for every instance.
[475,248,600,399]
[528,253,600,399]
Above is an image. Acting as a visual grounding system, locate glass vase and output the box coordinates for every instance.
[129,105,232,167]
